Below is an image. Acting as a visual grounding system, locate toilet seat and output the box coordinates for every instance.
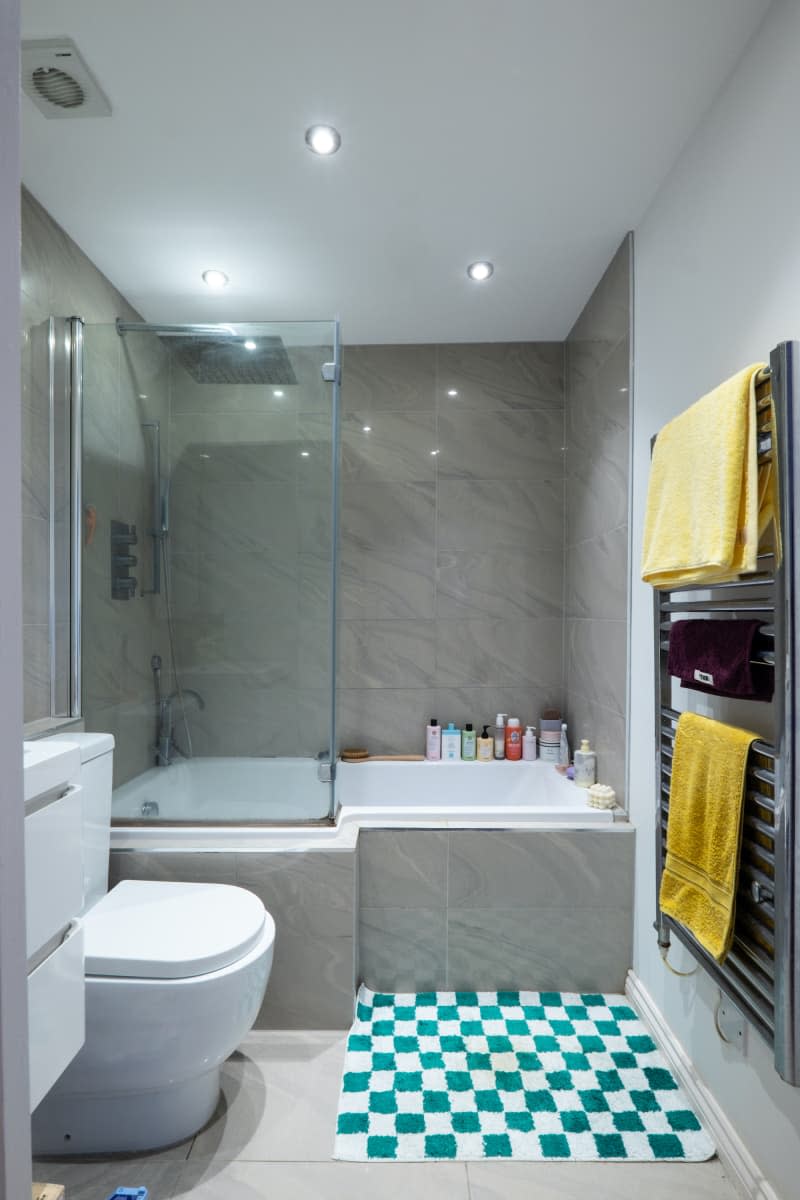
[83,879,267,980]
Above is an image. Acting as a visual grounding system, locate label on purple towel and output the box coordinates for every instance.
[694,669,714,685]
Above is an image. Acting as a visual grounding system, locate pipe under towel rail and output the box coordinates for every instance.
[652,342,800,1085]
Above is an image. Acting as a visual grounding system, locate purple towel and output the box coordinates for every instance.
[668,619,773,702]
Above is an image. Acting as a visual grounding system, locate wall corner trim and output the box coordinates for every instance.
[625,970,780,1200]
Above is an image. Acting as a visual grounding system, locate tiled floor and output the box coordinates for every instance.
[34,1031,741,1200]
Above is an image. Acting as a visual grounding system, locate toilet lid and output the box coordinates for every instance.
[83,880,269,980]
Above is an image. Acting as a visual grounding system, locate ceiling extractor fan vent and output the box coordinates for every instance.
[22,38,111,119]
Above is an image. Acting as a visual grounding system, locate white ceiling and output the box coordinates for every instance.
[21,0,770,343]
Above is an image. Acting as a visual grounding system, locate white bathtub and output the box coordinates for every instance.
[111,757,618,850]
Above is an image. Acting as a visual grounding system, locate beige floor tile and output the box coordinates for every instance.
[189,1030,348,1162]
[174,1159,470,1199]
[31,1155,185,1200]
[466,1158,738,1200]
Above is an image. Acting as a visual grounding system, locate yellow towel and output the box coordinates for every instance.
[641,363,775,588]
[659,712,757,962]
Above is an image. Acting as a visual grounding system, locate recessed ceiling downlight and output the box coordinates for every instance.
[467,261,494,282]
[305,124,341,156]
[202,269,229,290]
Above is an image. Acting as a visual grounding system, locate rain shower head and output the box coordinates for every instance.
[115,321,298,386]
[165,335,298,386]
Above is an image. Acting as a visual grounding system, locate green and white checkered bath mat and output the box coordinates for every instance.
[334,986,714,1162]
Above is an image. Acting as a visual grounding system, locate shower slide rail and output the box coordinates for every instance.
[653,341,800,1085]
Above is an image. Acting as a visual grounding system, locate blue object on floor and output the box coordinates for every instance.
[105,1190,148,1200]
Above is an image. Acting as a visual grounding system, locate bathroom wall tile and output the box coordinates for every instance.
[170,411,298,485]
[435,618,564,688]
[170,480,298,556]
[341,481,436,555]
[109,850,238,888]
[359,907,447,992]
[178,674,298,758]
[437,409,565,481]
[436,547,563,619]
[338,619,437,689]
[446,905,633,992]
[437,478,564,552]
[565,524,628,620]
[174,614,297,684]
[22,515,49,626]
[359,831,448,908]
[342,411,437,483]
[342,344,436,413]
[298,553,333,624]
[447,830,635,910]
[170,550,300,621]
[564,689,627,803]
[337,687,437,756]
[298,619,333,689]
[21,402,49,519]
[236,851,355,932]
[298,483,335,556]
[23,624,50,724]
[565,618,627,715]
[431,686,555,733]
[437,342,563,411]
[22,188,140,324]
[568,234,631,351]
[339,545,436,620]
[256,931,354,1029]
[295,687,334,758]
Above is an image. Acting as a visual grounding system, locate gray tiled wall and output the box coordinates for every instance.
[21,188,171,783]
[109,847,357,1029]
[338,342,565,753]
[358,829,635,992]
[110,825,633,1026]
[564,236,632,803]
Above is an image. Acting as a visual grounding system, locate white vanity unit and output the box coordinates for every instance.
[23,739,85,1111]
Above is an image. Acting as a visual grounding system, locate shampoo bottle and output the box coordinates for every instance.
[426,718,441,761]
[505,717,522,760]
[477,725,493,761]
[442,722,461,762]
[494,713,507,759]
[559,723,570,767]
[574,738,597,787]
[461,723,476,761]
[522,725,537,760]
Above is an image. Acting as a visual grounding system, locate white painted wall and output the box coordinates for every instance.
[631,2,800,1197]
[0,1,33,1196]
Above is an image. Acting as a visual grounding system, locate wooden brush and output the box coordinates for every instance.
[341,748,424,763]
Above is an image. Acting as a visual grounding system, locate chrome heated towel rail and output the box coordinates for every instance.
[653,342,800,1085]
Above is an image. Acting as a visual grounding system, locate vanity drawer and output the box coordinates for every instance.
[28,922,85,1112]
[25,784,83,959]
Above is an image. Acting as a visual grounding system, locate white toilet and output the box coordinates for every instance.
[32,733,275,1156]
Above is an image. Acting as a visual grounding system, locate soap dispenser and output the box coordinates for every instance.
[477,725,493,761]
[574,738,597,787]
